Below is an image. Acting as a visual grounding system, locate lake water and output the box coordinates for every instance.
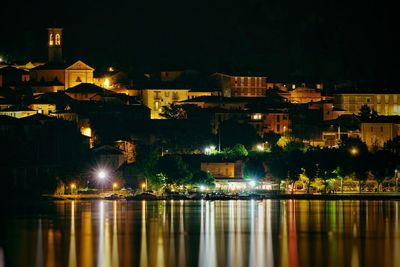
[0,199,399,267]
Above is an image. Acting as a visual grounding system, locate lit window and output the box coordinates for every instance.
[55,34,61,45]
[49,34,54,46]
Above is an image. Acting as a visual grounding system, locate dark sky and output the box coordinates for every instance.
[1,0,399,85]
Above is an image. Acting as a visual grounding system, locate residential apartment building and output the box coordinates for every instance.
[334,92,400,116]
[139,87,190,119]
[211,72,268,97]
[360,116,400,149]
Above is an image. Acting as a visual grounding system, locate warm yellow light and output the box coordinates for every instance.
[71,183,76,189]
[350,147,359,156]
[81,127,91,137]
[113,183,118,189]
[108,67,114,72]
[103,78,110,88]
[141,183,146,188]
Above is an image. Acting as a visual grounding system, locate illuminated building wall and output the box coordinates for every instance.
[201,162,235,178]
[200,161,243,178]
[47,28,63,63]
[255,112,290,136]
[361,121,400,148]
[0,109,37,118]
[141,88,189,119]
[212,73,268,97]
[334,93,400,116]
[288,87,322,104]
[30,60,94,91]
[28,103,57,115]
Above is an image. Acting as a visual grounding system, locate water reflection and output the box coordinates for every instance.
[68,201,76,267]
[2,200,400,267]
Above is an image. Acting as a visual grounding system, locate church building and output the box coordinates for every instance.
[29,28,95,94]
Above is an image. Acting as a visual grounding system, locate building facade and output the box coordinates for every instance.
[334,93,400,116]
[360,117,400,149]
[140,88,190,119]
[211,73,268,97]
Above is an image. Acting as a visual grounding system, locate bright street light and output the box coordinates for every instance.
[141,182,146,192]
[70,183,76,194]
[113,182,118,192]
[98,170,107,180]
[200,185,206,191]
[256,144,264,151]
[350,147,359,156]
[249,180,256,187]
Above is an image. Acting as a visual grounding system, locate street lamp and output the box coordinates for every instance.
[141,182,146,192]
[113,182,118,192]
[70,183,76,195]
[350,147,359,156]
[97,170,107,192]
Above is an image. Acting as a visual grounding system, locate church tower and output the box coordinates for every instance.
[47,28,63,63]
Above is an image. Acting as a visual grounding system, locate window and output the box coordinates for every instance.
[76,76,82,82]
[277,125,280,132]
[371,127,373,132]
[165,91,170,97]
[277,115,280,122]
[49,34,53,46]
[380,126,384,132]
[55,34,61,45]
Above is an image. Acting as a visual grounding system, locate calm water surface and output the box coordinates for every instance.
[0,200,399,267]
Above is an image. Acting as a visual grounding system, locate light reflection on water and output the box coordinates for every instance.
[1,200,400,267]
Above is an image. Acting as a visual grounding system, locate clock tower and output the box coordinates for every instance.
[47,28,63,63]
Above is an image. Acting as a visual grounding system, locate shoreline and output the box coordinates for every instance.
[42,193,400,201]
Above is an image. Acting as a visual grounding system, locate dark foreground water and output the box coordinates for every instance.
[0,200,399,267]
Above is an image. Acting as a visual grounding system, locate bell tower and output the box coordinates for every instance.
[47,28,63,63]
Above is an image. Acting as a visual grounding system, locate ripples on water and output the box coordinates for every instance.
[0,200,399,267]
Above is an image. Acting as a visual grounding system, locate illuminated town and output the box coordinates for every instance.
[0,1,399,266]
[1,27,399,200]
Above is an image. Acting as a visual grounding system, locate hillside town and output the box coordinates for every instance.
[1,28,399,199]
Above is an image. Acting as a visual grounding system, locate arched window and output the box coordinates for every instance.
[49,34,54,46]
[55,34,61,45]
[76,76,82,82]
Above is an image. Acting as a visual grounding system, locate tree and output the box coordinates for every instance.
[220,119,261,149]
[358,104,378,120]
[190,171,215,187]
[370,151,396,192]
[284,140,307,152]
[286,151,304,193]
[223,144,248,159]
[384,136,400,156]
[156,155,192,185]
[135,144,161,187]
[263,132,281,148]
[160,103,187,119]
[243,158,266,181]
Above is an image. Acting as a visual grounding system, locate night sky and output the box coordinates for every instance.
[1,0,399,85]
